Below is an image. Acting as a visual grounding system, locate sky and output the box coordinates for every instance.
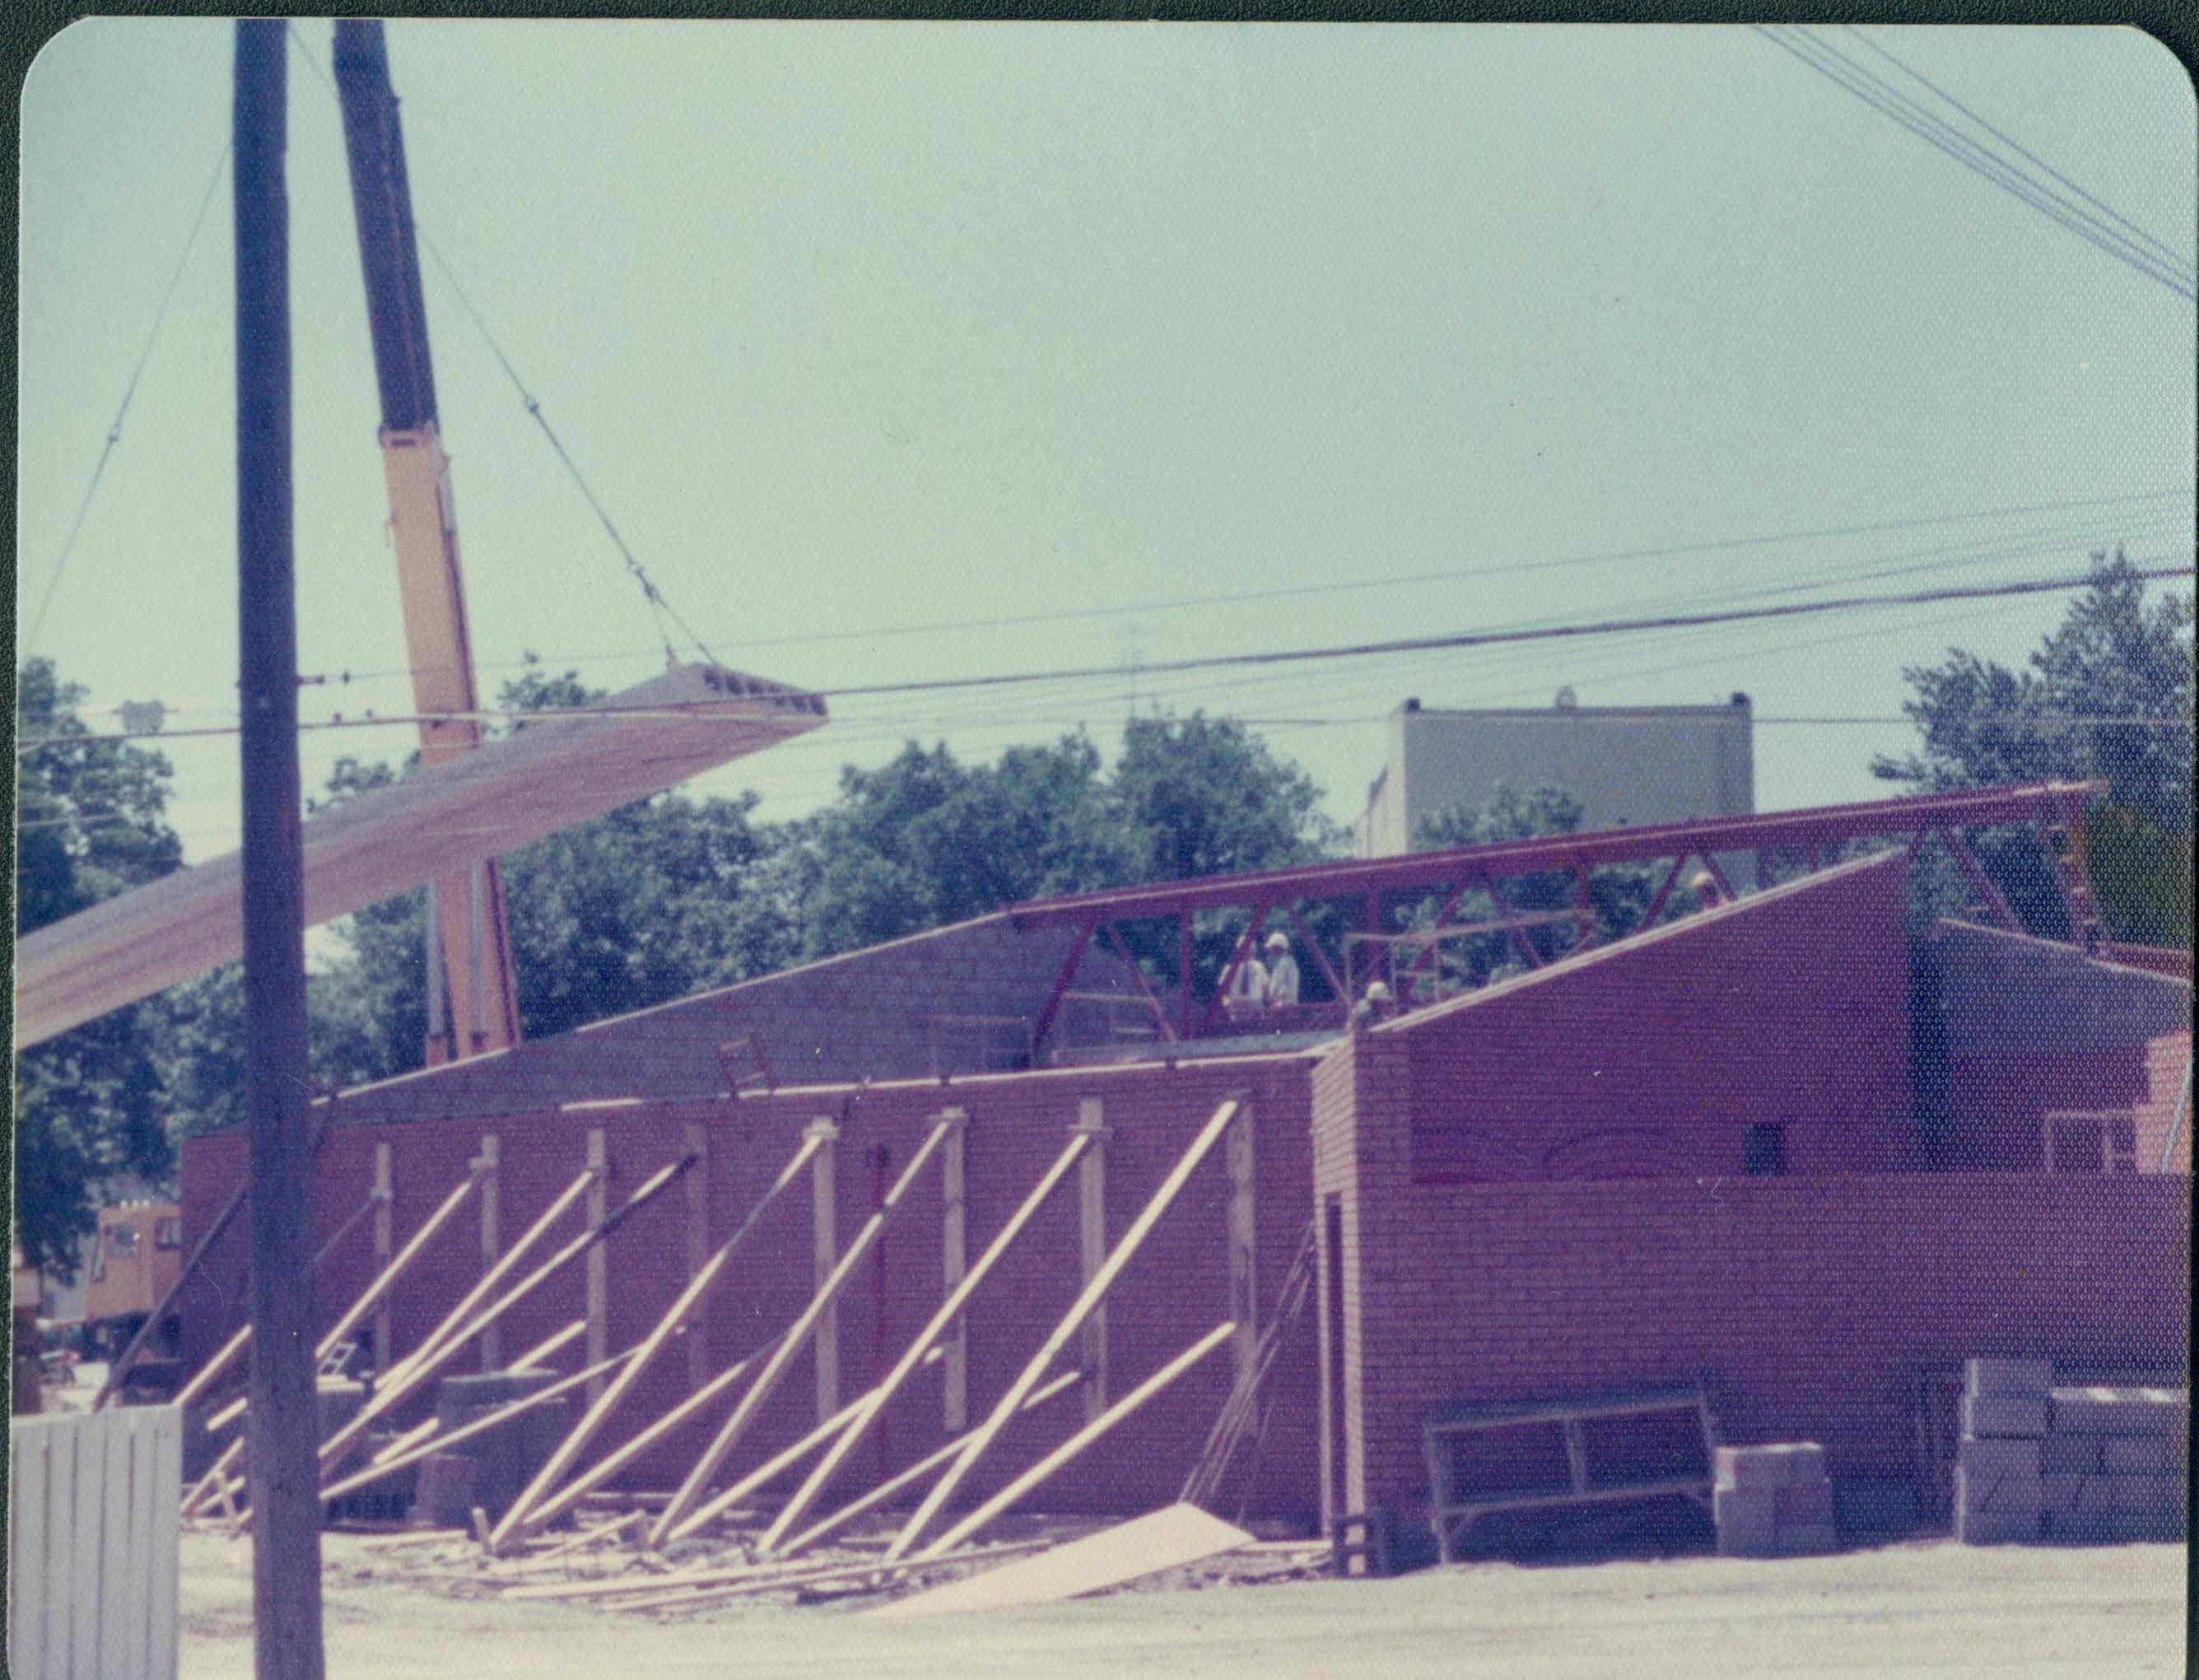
[17,21,2197,869]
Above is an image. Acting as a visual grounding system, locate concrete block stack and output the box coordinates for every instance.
[1713,1443,1836,1557]
[1954,1358,2048,1545]
[2039,1386,2188,1545]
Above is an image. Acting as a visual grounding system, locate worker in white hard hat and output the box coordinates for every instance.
[1349,979,1394,1031]
[1690,869,1725,908]
[1264,930,1302,1009]
[1224,941,1270,1020]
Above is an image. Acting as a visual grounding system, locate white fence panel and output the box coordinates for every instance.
[8,1406,181,1680]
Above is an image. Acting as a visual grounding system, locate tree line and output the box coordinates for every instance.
[12,554,2189,1272]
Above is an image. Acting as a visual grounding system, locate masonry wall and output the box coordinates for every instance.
[1404,853,1912,1182]
[1931,921,2192,1170]
[1312,1026,2192,1526]
[177,1052,1323,1524]
[325,914,1146,1127]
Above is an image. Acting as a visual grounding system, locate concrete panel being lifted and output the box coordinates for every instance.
[15,663,825,1047]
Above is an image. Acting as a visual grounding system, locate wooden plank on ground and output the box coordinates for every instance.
[870,1504,1251,1619]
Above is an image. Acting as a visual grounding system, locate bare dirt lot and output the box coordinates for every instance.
[179,1529,2187,1679]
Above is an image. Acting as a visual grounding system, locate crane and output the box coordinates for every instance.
[332,20,520,1064]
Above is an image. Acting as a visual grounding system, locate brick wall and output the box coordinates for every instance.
[178,1052,1325,1524]
[1400,852,1912,1183]
[1931,920,2192,1170]
[320,913,1148,1128]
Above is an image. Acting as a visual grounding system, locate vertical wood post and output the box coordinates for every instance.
[683,1120,710,1392]
[370,1145,394,1376]
[808,1118,840,1419]
[234,19,324,1673]
[585,1130,608,1403]
[1075,1098,1111,1421]
[474,1134,500,1371]
[941,1113,967,1432]
[1227,1103,1258,1387]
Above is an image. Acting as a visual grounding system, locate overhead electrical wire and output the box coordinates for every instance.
[22,142,231,655]
[20,564,2190,754]
[1756,26,2196,301]
[295,485,2192,694]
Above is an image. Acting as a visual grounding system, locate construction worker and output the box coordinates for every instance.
[1690,869,1725,908]
[1349,980,1394,1031]
[1225,943,1270,1018]
[1264,930,1302,1008]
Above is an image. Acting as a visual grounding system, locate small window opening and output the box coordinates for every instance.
[1742,1124,1789,1176]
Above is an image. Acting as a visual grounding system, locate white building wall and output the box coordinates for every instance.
[1352,698,1755,859]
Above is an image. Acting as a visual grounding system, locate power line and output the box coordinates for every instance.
[1757,26,2196,302]
[23,142,231,654]
[20,564,2189,753]
[296,486,2191,694]
[1843,26,2195,277]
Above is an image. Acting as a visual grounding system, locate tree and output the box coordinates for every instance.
[1872,552,2194,943]
[12,659,184,1272]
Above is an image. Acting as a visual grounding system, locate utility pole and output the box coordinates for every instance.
[234,21,326,1679]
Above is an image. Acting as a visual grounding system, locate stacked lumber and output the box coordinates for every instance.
[1712,1444,1834,1557]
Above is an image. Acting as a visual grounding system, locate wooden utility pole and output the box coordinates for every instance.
[235,21,325,1678]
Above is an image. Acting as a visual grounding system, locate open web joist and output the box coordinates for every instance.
[16,663,824,1046]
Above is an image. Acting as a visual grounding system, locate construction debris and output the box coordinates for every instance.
[869,1503,1253,1618]
[1713,1445,1834,1558]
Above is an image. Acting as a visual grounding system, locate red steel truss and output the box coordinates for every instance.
[1015,780,2108,1049]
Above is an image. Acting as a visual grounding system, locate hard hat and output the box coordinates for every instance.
[1365,981,1392,1002]
[1265,931,1289,951]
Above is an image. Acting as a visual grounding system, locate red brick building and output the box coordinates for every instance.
[175,790,2191,1542]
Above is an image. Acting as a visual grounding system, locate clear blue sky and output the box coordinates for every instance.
[18,21,2195,864]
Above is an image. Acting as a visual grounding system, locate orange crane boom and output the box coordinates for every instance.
[333,20,520,1062]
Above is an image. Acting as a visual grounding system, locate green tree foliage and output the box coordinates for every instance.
[12,659,184,1273]
[1872,552,2194,943]
[1400,784,1660,994]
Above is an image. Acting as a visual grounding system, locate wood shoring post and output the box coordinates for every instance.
[780,1371,1080,1558]
[883,1093,1246,1562]
[476,1135,501,1371]
[684,1120,710,1392]
[371,1144,394,1376]
[487,1130,825,1554]
[756,1123,1088,1556]
[941,1114,968,1432]
[380,1166,594,1391]
[1227,1103,1257,1388]
[1077,1099,1110,1422]
[655,1381,878,1541]
[585,1129,609,1403]
[507,1338,781,1538]
[321,1150,696,1480]
[505,1318,588,1373]
[235,17,324,1668]
[920,1319,1237,1558]
[652,1116,955,1547]
[809,1119,839,1422]
[1179,1216,1316,1510]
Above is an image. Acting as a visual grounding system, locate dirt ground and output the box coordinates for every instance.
[177,1528,2188,1679]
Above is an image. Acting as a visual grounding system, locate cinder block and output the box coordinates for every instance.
[2041,1474,2084,1513]
[1715,1443,1827,1491]
[1775,1522,1838,1557]
[1958,1437,2041,1483]
[1963,1394,2048,1440]
[1956,1503,2038,1546]
[1966,1358,2054,1398]
[1957,1461,2041,1516]
[2104,1473,2184,1515]
[2103,1436,2174,1474]
[2049,1388,2189,1436]
[1774,1482,1835,1528]
[1715,1486,1778,1557]
[2041,1434,2104,1474]
[2041,1507,2116,1546]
